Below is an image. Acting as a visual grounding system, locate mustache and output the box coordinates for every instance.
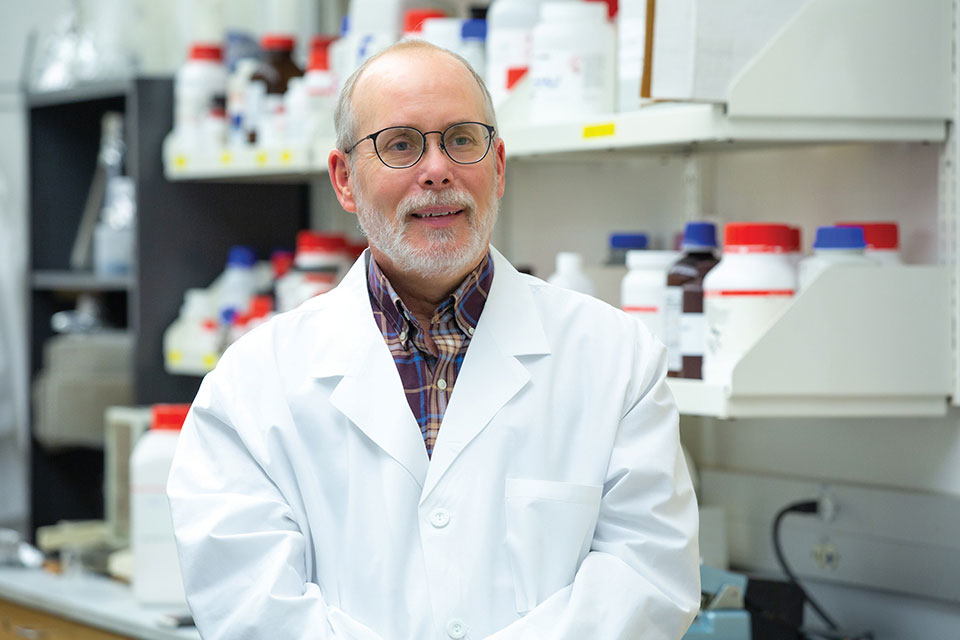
[396,189,477,219]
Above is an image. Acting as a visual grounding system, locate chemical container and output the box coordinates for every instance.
[174,44,227,150]
[702,223,796,384]
[621,249,681,343]
[548,252,595,295]
[130,404,190,605]
[530,1,616,122]
[486,0,544,107]
[664,222,719,379]
[798,226,872,291]
[837,221,902,264]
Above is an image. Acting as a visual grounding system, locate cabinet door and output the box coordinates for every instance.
[0,599,130,640]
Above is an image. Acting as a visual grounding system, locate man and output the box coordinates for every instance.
[168,40,700,639]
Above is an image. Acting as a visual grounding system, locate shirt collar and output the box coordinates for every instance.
[367,251,494,343]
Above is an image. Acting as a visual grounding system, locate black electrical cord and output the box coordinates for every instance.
[772,500,842,632]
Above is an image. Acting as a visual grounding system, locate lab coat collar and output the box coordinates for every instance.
[307,246,551,494]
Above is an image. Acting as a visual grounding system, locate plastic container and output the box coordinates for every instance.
[607,232,648,265]
[130,404,190,605]
[250,35,303,146]
[530,1,616,122]
[174,44,227,150]
[276,232,350,312]
[226,58,259,148]
[664,222,719,379]
[421,17,464,52]
[218,246,257,318]
[403,9,448,39]
[798,226,872,291]
[461,19,487,77]
[163,289,221,374]
[486,0,544,107]
[702,223,796,384]
[621,249,681,342]
[303,36,338,140]
[547,252,595,295]
[837,221,902,264]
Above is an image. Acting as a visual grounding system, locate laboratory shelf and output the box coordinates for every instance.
[162,136,323,182]
[32,270,134,292]
[27,79,133,108]
[665,265,952,419]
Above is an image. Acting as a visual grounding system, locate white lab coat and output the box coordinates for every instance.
[167,247,700,640]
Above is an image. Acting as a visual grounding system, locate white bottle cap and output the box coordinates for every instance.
[556,251,583,271]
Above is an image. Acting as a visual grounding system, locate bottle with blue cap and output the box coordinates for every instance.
[607,232,648,265]
[798,225,873,292]
[218,245,257,321]
[664,222,719,379]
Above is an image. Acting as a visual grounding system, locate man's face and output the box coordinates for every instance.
[334,50,506,279]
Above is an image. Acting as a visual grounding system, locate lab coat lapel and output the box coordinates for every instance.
[421,247,551,504]
[311,253,429,487]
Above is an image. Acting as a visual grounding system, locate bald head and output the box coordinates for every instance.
[334,40,498,153]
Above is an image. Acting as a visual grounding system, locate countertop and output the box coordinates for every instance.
[0,566,200,640]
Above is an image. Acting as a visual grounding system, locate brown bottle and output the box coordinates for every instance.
[248,35,304,144]
[665,223,719,379]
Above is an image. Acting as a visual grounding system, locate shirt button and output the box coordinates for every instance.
[399,330,407,342]
[467,327,475,336]
[446,618,467,639]
[430,509,450,528]
[437,378,448,391]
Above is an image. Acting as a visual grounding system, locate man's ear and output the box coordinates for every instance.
[494,138,506,199]
[329,149,357,213]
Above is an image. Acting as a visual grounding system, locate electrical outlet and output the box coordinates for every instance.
[812,540,840,571]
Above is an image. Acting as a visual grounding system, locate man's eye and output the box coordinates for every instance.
[450,136,473,147]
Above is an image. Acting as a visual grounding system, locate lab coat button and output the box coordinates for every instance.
[430,509,450,528]
[446,618,468,639]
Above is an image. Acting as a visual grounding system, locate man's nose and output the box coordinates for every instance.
[419,133,453,187]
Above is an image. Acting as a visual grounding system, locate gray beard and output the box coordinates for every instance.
[354,182,499,279]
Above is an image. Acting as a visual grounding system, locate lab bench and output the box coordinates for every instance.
[0,567,199,640]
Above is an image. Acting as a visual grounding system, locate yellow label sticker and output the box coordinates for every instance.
[220,151,233,165]
[583,123,616,139]
[256,151,269,166]
[174,155,188,169]
[280,150,294,164]
[203,354,218,368]
[168,350,182,364]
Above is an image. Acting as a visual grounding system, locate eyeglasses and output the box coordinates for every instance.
[344,121,496,169]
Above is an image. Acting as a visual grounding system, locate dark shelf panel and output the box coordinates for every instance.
[27,79,132,108]
[32,270,133,292]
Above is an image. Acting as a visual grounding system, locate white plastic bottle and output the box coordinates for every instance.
[218,246,257,318]
[460,19,487,77]
[548,252,595,296]
[620,249,681,343]
[303,36,338,141]
[486,0,545,108]
[702,223,796,384]
[421,17,464,53]
[163,289,221,374]
[837,221,902,265]
[530,1,616,122]
[226,58,259,148]
[276,232,350,312]
[798,226,873,291]
[130,404,190,605]
[174,44,227,151]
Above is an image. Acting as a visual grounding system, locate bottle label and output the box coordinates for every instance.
[680,312,706,356]
[703,290,794,382]
[487,28,533,106]
[531,49,608,117]
[664,286,683,371]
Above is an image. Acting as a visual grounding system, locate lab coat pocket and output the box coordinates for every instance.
[504,478,603,613]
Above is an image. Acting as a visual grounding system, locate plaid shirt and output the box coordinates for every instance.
[367,252,494,458]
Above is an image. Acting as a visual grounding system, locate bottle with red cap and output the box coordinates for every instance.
[304,36,338,140]
[403,8,448,39]
[250,35,304,146]
[837,221,902,265]
[276,231,351,312]
[130,404,191,606]
[174,43,227,150]
[702,223,797,384]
